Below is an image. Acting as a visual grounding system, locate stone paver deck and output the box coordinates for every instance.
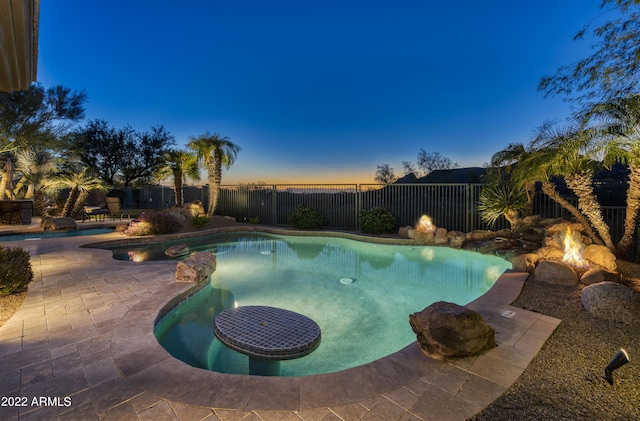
[0,224,560,420]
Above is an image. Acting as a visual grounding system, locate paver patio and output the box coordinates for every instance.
[0,223,560,420]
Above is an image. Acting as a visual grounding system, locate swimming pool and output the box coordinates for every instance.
[150,232,510,377]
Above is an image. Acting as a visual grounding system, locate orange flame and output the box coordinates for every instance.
[562,226,588,268]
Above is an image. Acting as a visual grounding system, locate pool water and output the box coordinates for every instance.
[152,232,510,377]
[147,233,511,376]
[0,227,115,242]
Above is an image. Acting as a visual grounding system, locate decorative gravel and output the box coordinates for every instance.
[471,264,640,420]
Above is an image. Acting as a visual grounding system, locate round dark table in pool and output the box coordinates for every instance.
[213,305,321,375]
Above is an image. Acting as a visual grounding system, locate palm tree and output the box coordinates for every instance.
[524,122,614,250]
[16,148,56,216]
[581,95,640,256]
[45,167,107,218]
[187,132,240,215]
[511,135,604,246]
[155,149,200,206]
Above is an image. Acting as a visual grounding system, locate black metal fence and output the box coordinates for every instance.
[114,183,626,235]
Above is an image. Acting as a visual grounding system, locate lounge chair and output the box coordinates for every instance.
[105,197,130,221]
[82,205,108,222]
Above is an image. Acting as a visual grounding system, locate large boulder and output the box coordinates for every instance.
[533,260,578,286]
[41,217,77,231]
[581,281,640,325]
[582,245,617,272]
[176,251,216,283]
[409,301,496,360]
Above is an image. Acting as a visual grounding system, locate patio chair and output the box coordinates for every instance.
[105,197,130,221]
[82,205,108,222]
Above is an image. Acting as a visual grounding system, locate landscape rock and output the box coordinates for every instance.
[409,301,496,360]
[398,226,413,239]
[447,231,466,249]
[581,281,640,325]
[582,244,617,272]
[511,253,538,273]
[535,246,564,260]
[176,251,216,283]
[468,230,496,241]
[534,260,578,286]
[580,267,619,285]
[165,243,190,258]
[433,227,449,245]
[409,230,434,244]
[41,217,77,231]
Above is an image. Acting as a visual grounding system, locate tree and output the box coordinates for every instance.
[73,121,175,187]
[402,161,417,176]
[45,167,107,218]
[582,94,640,255]
[72,120,133,185]
[155,149,200,206]
[416,149,458,176]
[120,126,175,187]
[0,84,86,152]
[374,164,397,184]
[532,123,615,250]
[539,1,640,104]
[16,148,56,216]
[187,132,240,215]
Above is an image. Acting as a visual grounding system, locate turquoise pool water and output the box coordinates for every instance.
[151,232,510,377]
[0,227,115,242]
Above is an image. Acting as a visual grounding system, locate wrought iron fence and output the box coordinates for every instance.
[214,183,508,232]
[108,183,635,260]
[113,184,630,237]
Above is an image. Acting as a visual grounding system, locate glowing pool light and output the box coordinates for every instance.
[416,215,436,234]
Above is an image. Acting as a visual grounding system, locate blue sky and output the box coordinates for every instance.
[38,1,611,184]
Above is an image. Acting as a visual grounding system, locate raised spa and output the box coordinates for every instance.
[148,232,510,377]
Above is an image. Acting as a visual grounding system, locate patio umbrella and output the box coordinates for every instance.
[3,157,16,199]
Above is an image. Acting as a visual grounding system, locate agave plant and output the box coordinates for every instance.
[478,182,529,228]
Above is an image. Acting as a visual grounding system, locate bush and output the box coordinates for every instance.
[192,214,209,228]
[360,207,397,235]
[0,246,33,295]
[289,205,327,229]
[124,211,183,236]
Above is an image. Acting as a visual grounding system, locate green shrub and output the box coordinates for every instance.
[248,216,260,224]
[289,205,327,229]
[124,211,183,236]
[0,246,34,295]
[359,207,397,235]
[192,214,209,228]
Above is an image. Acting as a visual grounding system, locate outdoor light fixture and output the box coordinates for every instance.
[604,348,629,385]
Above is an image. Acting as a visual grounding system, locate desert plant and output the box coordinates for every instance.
[289,205,326,229]
[248,216,260,224]
[0,246,33,295]
[192,214,209,228]
[124,211,183,236]
[359,207,397,234]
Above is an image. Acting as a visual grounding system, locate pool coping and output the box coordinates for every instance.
[104,227,561,413]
